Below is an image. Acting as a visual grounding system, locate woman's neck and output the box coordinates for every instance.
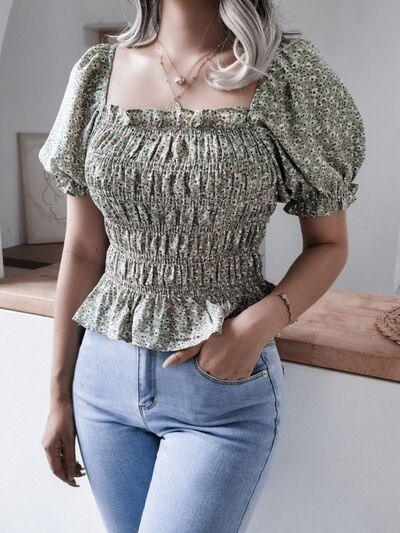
[157,0,231,58]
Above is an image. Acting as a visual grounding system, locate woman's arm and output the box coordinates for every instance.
[42,194,109,486]
[235,209,349,346]
[163,209,349,380]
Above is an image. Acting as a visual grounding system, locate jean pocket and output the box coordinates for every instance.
[192,348,270,385]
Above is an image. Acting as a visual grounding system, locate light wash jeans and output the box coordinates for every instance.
[72,329,285,533]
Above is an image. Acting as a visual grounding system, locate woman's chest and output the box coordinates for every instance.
[84,107,280,226]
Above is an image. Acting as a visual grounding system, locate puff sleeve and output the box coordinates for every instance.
[263,38,366,217]
[38,44,108,196]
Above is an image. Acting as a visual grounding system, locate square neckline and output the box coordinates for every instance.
[103,42,267,116]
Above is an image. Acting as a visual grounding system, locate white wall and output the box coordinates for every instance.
[0,0,14,266]
[2,307,400,533]
[0,0,398,295]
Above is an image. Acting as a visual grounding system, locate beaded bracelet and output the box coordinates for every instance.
[271,292,297,327]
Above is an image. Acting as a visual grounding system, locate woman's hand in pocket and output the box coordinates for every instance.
[162,308,276,380]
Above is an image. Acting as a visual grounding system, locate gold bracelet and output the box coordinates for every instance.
[271,292,297,326]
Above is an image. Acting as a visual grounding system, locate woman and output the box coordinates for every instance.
[39,0,366,531]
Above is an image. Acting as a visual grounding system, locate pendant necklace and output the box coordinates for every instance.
[155,36,223,111]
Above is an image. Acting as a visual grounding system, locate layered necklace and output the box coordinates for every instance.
[155,35,223,111]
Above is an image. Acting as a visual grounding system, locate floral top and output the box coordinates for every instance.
[38,36,366,351]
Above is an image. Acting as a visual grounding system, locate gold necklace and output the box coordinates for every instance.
[156,36,222,86]
[156,37,223,110]
[158,49,211,110]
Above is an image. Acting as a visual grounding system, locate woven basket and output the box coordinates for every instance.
[375,304,400,345]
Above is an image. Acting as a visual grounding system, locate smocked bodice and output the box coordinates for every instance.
[38,38,366,350]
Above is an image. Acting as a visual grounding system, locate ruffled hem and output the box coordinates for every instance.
[72,273,276,351]
[53,171,89,197]
[283,182,359,218]
[38,148,90,197]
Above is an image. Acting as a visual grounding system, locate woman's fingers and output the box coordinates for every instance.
[43,437,80,487]
[44,440,73,485]
[61,437,80,486]
[162,340,206,368]
[42,405,84,487]
[75,460,87,477]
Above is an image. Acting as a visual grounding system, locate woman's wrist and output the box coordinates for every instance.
[239,293,292,345]
[50,396,73,412]
[50,383,72,407]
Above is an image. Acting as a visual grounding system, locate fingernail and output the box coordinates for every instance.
[162,355,176,368]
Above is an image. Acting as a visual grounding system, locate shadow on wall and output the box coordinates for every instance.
[0,0,14,55]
